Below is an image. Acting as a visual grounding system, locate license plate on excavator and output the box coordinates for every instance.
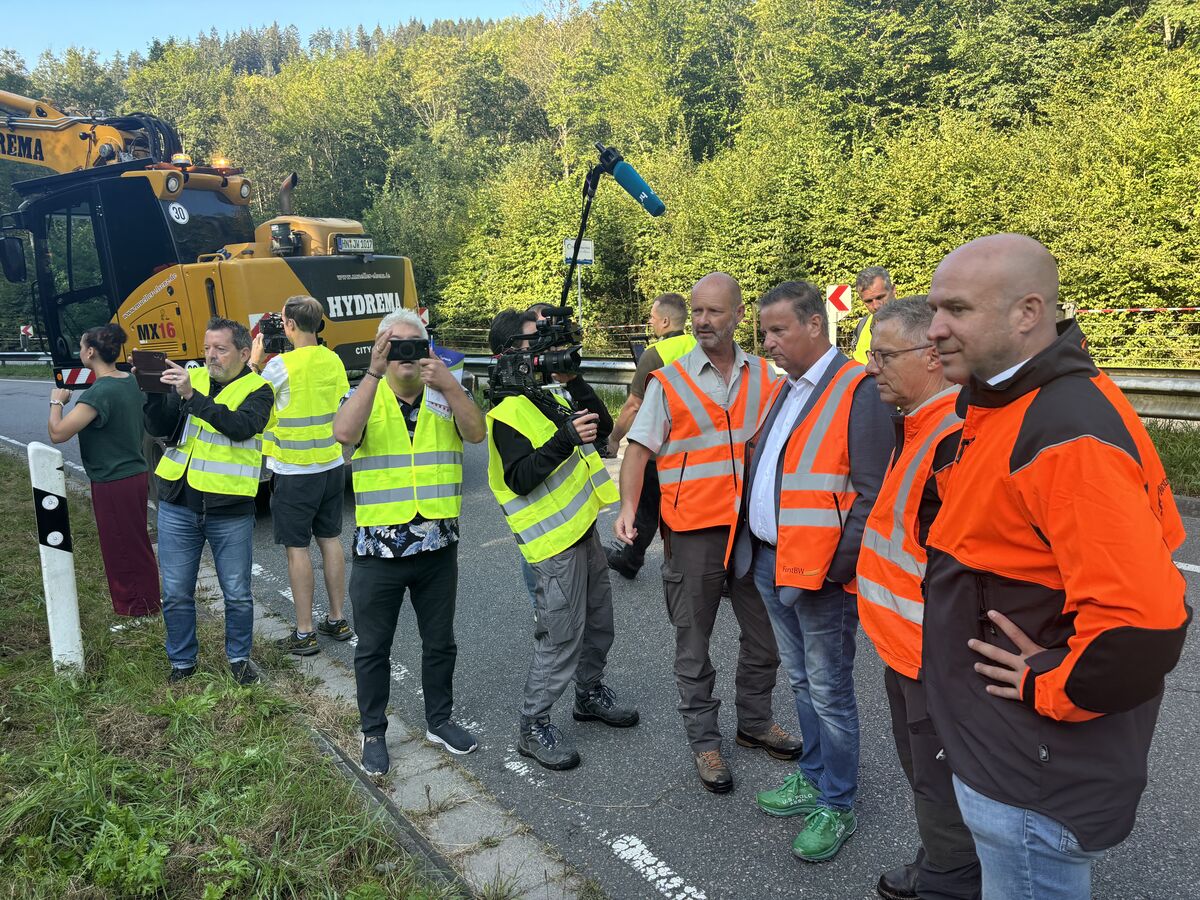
[335,235,374,254]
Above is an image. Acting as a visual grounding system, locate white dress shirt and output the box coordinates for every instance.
[987,358,1031,386]
[749,345,839,544]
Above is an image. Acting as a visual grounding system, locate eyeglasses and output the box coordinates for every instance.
[866,344,933,367]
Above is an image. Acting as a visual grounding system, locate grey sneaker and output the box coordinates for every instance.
[426,720,478,755]
[361,735,390,775]
[517,719,580,771]
[573,683,640,727]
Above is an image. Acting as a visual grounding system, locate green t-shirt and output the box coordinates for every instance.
[76,374,148,483]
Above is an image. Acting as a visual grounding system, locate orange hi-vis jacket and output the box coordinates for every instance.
[774,359,867,591]
[651,353,779,534]
[923,320,1191,851]
[856,386,962,679]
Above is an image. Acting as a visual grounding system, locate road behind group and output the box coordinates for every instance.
[2,375,1197,899]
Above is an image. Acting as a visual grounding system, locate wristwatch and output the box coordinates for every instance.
[49,400,64,408]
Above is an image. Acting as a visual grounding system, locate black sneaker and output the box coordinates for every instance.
[573,683,640,727]
[317,618,354,641]
[277,629,319,656]
[361,735,390,775]
[168,665,196,684]
[517,718,580,771]
[229,660,260,685]
[605,544,641,580]
[426,720,479,755]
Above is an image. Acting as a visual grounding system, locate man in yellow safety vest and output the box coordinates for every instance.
[486,308,640,772]
[250,295,351,656]
[333,309,486,776]
[144,317,274,686]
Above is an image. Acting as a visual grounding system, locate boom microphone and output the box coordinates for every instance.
[595,143,666,217]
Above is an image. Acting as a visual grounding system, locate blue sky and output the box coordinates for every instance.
[6,0,553,65]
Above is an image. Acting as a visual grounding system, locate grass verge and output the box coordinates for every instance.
[0,450,462,899]
[0,364,53,380]
[1145,419,1200,497]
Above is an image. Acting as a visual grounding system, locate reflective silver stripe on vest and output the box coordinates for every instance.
[781,471,853,492]
[353,454,414,472]
[778,507,844,528]
[739,357,768,439]
[862,407,963,578]
[785,363,862,483]
[263,433,338,451]
[188,458,260,479]
[355,486,417,506]
[659,365,716,439]
[194,429,261,452]
[163,447,188,465]
[413,451,464,466]
[275,412,336,428]
[513,478,597,546]
[501,453,584,516]
[676,459,735,483]
[416,483,463,500]
[857,574,924,625]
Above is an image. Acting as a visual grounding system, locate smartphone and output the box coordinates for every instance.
[130,349,172,393]
[387,338,430,362]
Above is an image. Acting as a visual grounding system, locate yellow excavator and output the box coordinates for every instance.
[0,90,418,387]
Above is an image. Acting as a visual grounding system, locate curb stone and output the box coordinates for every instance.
[194,554,594,900]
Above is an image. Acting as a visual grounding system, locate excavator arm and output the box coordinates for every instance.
[0,90,181,174]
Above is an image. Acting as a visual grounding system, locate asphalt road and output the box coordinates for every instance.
[3,375,1198,899]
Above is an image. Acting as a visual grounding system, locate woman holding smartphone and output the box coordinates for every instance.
[47,324,161,619]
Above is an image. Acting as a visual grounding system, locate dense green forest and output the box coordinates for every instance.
[2,0,1199,362]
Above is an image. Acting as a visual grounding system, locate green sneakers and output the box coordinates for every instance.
[791,806,857,862]
[755,771,821,817]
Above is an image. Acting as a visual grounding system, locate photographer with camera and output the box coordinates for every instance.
[486,308,639,772]
[526,303,613,454]
[248,296,352,655]
[144,317,273,685]
[333,309,485,775]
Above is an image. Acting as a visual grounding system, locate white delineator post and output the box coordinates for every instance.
[27,441,84,673]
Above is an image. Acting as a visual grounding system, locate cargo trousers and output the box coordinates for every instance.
[661,524,780,751]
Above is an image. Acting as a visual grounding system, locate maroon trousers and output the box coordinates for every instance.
[91,472,162,617]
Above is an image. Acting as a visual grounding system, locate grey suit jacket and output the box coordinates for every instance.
[731,351,895,601]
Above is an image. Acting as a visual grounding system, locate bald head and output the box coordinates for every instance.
[928,234,1061,384]
[690,272,745,355]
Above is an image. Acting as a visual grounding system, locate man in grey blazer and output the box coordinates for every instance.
[731,281,894,863]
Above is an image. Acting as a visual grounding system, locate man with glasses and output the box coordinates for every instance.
[858,297,980,900]
[730,280,893,862]
[852,266,897,364]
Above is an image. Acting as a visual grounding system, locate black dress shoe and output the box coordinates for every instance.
[606,544,641,580]
[877,862,920,900]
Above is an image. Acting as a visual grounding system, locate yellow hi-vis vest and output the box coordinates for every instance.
[653,332,698,367]
[486,394,618,564]
[154,367,267,497]
[351,385,464,526]
[852,313,874,365]
[262,345,348,466]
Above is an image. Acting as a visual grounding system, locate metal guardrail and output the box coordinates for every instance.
[463,356,1200,421]
[0,351,51,366]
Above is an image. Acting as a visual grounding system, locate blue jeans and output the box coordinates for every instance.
[157,500,255,669]
[521,557,538,609]
[953,776,1104,900]
[753,544,859,809]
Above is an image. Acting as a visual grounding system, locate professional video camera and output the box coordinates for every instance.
[258,312,290,355]
[487,306,583,412]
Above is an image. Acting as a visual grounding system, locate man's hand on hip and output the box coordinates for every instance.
[968,609,1046,701]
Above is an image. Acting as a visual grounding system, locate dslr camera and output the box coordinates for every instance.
[258,312,290,355]
[488,306,583,404]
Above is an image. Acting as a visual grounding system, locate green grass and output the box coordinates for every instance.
[0,452,462,900]
[0,363,52,380]
[1145,419,1200,497]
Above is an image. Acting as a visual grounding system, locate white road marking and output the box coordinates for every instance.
[0,433,86,473]
[0,378,54,384]
[1177,562,1200,574]
[608,834,707,900]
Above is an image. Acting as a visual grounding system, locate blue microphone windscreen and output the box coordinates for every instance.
[612,161,666,217]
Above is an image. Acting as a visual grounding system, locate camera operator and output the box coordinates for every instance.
[249,296,352,655]
[144,317,273,685]
[333,309,485,776]
[486,309,639,772]
[527,303,613,455]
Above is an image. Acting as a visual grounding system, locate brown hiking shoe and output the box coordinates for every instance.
[736,722,803,760]
[694,750,733,793]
